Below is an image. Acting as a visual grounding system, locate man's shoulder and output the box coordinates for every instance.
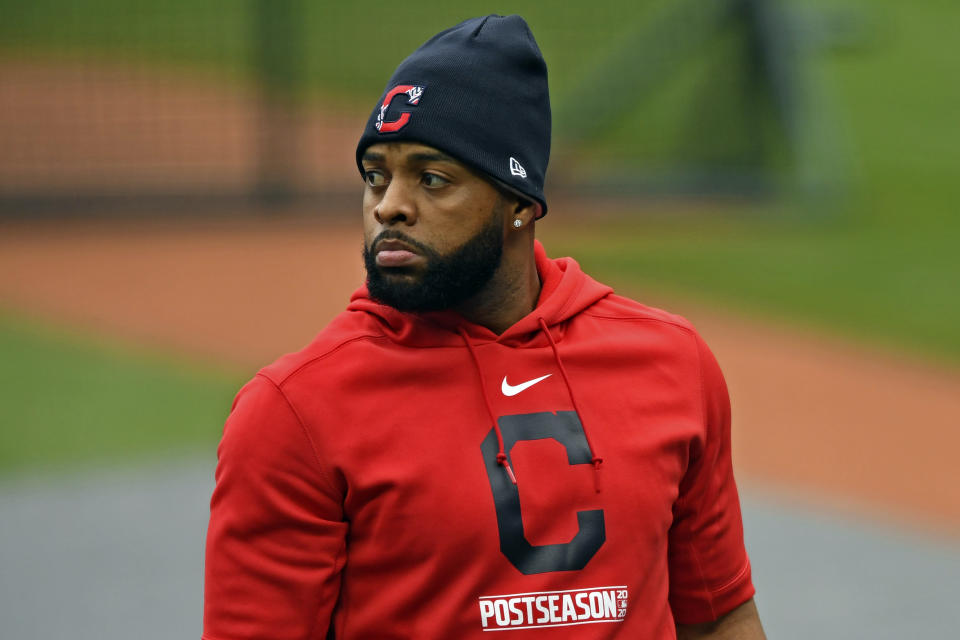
[257,307,386,388]
[578,292,724,392]
[582,292,698,335]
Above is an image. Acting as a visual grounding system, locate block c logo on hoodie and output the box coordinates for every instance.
[375,84,425,133]
[481,411,606,575]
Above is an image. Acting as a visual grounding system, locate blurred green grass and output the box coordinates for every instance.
[544,213,960,364]
[0,310,242,476]
[0,1,669,103]
[551,0,960,364]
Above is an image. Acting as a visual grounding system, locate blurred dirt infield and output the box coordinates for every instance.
[1,216,959,538]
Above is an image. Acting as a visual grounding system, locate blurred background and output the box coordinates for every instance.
[1,0,958,638]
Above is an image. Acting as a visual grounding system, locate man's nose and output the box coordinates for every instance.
[375,179,418,225]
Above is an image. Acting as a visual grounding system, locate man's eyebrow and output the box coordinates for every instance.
[409,151,458,164]
[361,151,385,163]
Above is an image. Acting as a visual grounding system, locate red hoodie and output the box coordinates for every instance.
[203,242,754,639]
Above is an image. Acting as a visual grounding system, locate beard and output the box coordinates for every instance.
[363,208,505,313]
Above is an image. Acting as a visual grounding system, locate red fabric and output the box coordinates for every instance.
[203,241,754,639]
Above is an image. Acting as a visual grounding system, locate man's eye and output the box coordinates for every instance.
[364,171,386,187]
[422,173,449,188]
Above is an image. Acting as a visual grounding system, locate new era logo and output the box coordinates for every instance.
[509,157,527,178]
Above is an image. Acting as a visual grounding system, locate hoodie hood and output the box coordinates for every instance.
[347,241,612,347]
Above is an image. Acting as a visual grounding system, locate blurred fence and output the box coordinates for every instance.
[0,0,809,216]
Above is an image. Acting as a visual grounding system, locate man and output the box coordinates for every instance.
[204,14,764,639]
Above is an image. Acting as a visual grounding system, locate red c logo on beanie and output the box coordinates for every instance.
[375,84,425,133]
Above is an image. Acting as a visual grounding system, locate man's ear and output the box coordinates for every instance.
[512,198,540,228]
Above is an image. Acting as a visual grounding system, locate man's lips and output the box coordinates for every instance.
[375,239,424,268]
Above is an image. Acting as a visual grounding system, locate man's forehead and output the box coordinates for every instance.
[362,142,461,166]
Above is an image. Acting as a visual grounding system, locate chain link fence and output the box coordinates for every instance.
[0,0,808,216]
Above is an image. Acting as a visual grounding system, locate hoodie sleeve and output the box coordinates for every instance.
[203,373,347,640]
[666,331,755,625]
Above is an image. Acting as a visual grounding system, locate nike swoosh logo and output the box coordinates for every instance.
[501,374,552,397]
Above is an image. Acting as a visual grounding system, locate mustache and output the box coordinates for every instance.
[370,230,435,256]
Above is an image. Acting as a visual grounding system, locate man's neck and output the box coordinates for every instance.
[455,245,541,335]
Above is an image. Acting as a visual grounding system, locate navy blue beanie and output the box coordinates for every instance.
[356,15,551,217]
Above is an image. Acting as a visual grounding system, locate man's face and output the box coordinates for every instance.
[360,142,511,312]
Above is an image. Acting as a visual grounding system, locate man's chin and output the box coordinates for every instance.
[367,272,424,308]
[373,266,423,284]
